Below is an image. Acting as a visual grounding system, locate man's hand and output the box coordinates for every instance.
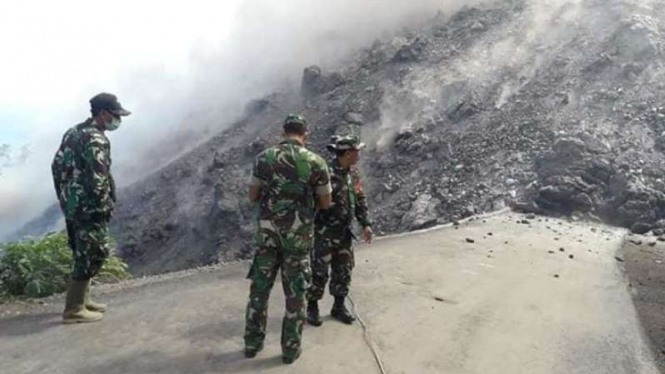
[363,226,373,244]
[249,186,262,202]
[317,193,332,210]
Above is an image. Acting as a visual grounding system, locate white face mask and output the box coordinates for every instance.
[105,116,121,131]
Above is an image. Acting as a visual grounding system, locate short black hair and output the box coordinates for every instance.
[283,114,307,135]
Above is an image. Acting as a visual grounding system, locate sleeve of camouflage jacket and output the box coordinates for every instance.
[352,168,372,227]
[249,152,266,188]
[82,132,114,215]
[51,161,63,201]
[109,173,117,202]
[310,155,332,196]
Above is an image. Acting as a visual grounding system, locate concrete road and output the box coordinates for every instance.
[0,213,659,374]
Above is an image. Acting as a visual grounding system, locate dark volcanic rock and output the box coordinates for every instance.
[532,137,613,216]
[631,222,653,235]
[610,176,665,227]
[301,65,343,97]
[343,111,365,126]
[402,193,441,231]
[393,36,429,62]
[532,134,665,229]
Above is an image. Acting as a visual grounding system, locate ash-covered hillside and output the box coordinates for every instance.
[17,0,665,275]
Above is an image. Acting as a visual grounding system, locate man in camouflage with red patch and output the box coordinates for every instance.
[307,134,373,327]
[51,93,130,324]
[244,114,332,364]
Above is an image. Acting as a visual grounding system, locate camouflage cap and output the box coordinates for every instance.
[326,135,366,152]
[283,114,308,134]
[284,114,307,127]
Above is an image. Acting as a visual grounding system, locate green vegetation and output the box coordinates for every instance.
[0,233,131,299]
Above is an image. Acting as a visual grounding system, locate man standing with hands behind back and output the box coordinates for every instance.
[52,92,130,324]
[244,114,332,364]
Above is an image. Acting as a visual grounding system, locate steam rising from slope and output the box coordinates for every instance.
[370,0,661,150]
[0,0,485,240]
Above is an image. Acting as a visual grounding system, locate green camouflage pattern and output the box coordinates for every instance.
[251,138,331,238]
[314,159,371,230]
[51,118,116,221]
[52,118,114,281]
[326,134,366,152]
[309,228,354,300]
[284,113,308,128]
[244,244,311,356]
[244,138,331,358]
[309,159,371,300]
[66,219,111,281]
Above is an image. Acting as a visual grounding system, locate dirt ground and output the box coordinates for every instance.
[621,236,665,372]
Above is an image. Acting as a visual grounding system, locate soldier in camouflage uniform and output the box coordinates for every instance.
[51,93,130,324]
[307,135,373,326]
[244,114,332,364]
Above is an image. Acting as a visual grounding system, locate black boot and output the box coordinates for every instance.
[307,300,323,327]
[244,342,263,358]
[331,296,355,324]
[282,349,301,364]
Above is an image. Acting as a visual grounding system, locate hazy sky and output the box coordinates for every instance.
[0,0,241,145]
[0,0,244,238]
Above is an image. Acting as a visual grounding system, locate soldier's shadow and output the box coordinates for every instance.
[78,349,284,374]
[214,352,285,373]
[0,312,62,337]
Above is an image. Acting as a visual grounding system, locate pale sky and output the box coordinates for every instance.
[0,0,245,238]
[0,0,241,145]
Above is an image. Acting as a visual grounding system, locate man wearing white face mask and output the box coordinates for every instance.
[51,92,131,323]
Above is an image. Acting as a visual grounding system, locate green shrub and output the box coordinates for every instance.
[0,233,131,299]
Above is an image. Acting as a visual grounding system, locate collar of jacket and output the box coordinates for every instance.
[280,138,304,147]
[84,117,102,130]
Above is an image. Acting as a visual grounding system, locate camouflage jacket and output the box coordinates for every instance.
[250,139,332,247]
[315,159,372,232]
[51,118,116,221]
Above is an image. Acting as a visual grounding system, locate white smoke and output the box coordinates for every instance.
[0,0,487,240]
[369,0,655,150]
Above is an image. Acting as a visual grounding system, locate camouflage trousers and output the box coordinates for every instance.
[244,234,311,358]
[66,219,111,281]
[308,228,354,301]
